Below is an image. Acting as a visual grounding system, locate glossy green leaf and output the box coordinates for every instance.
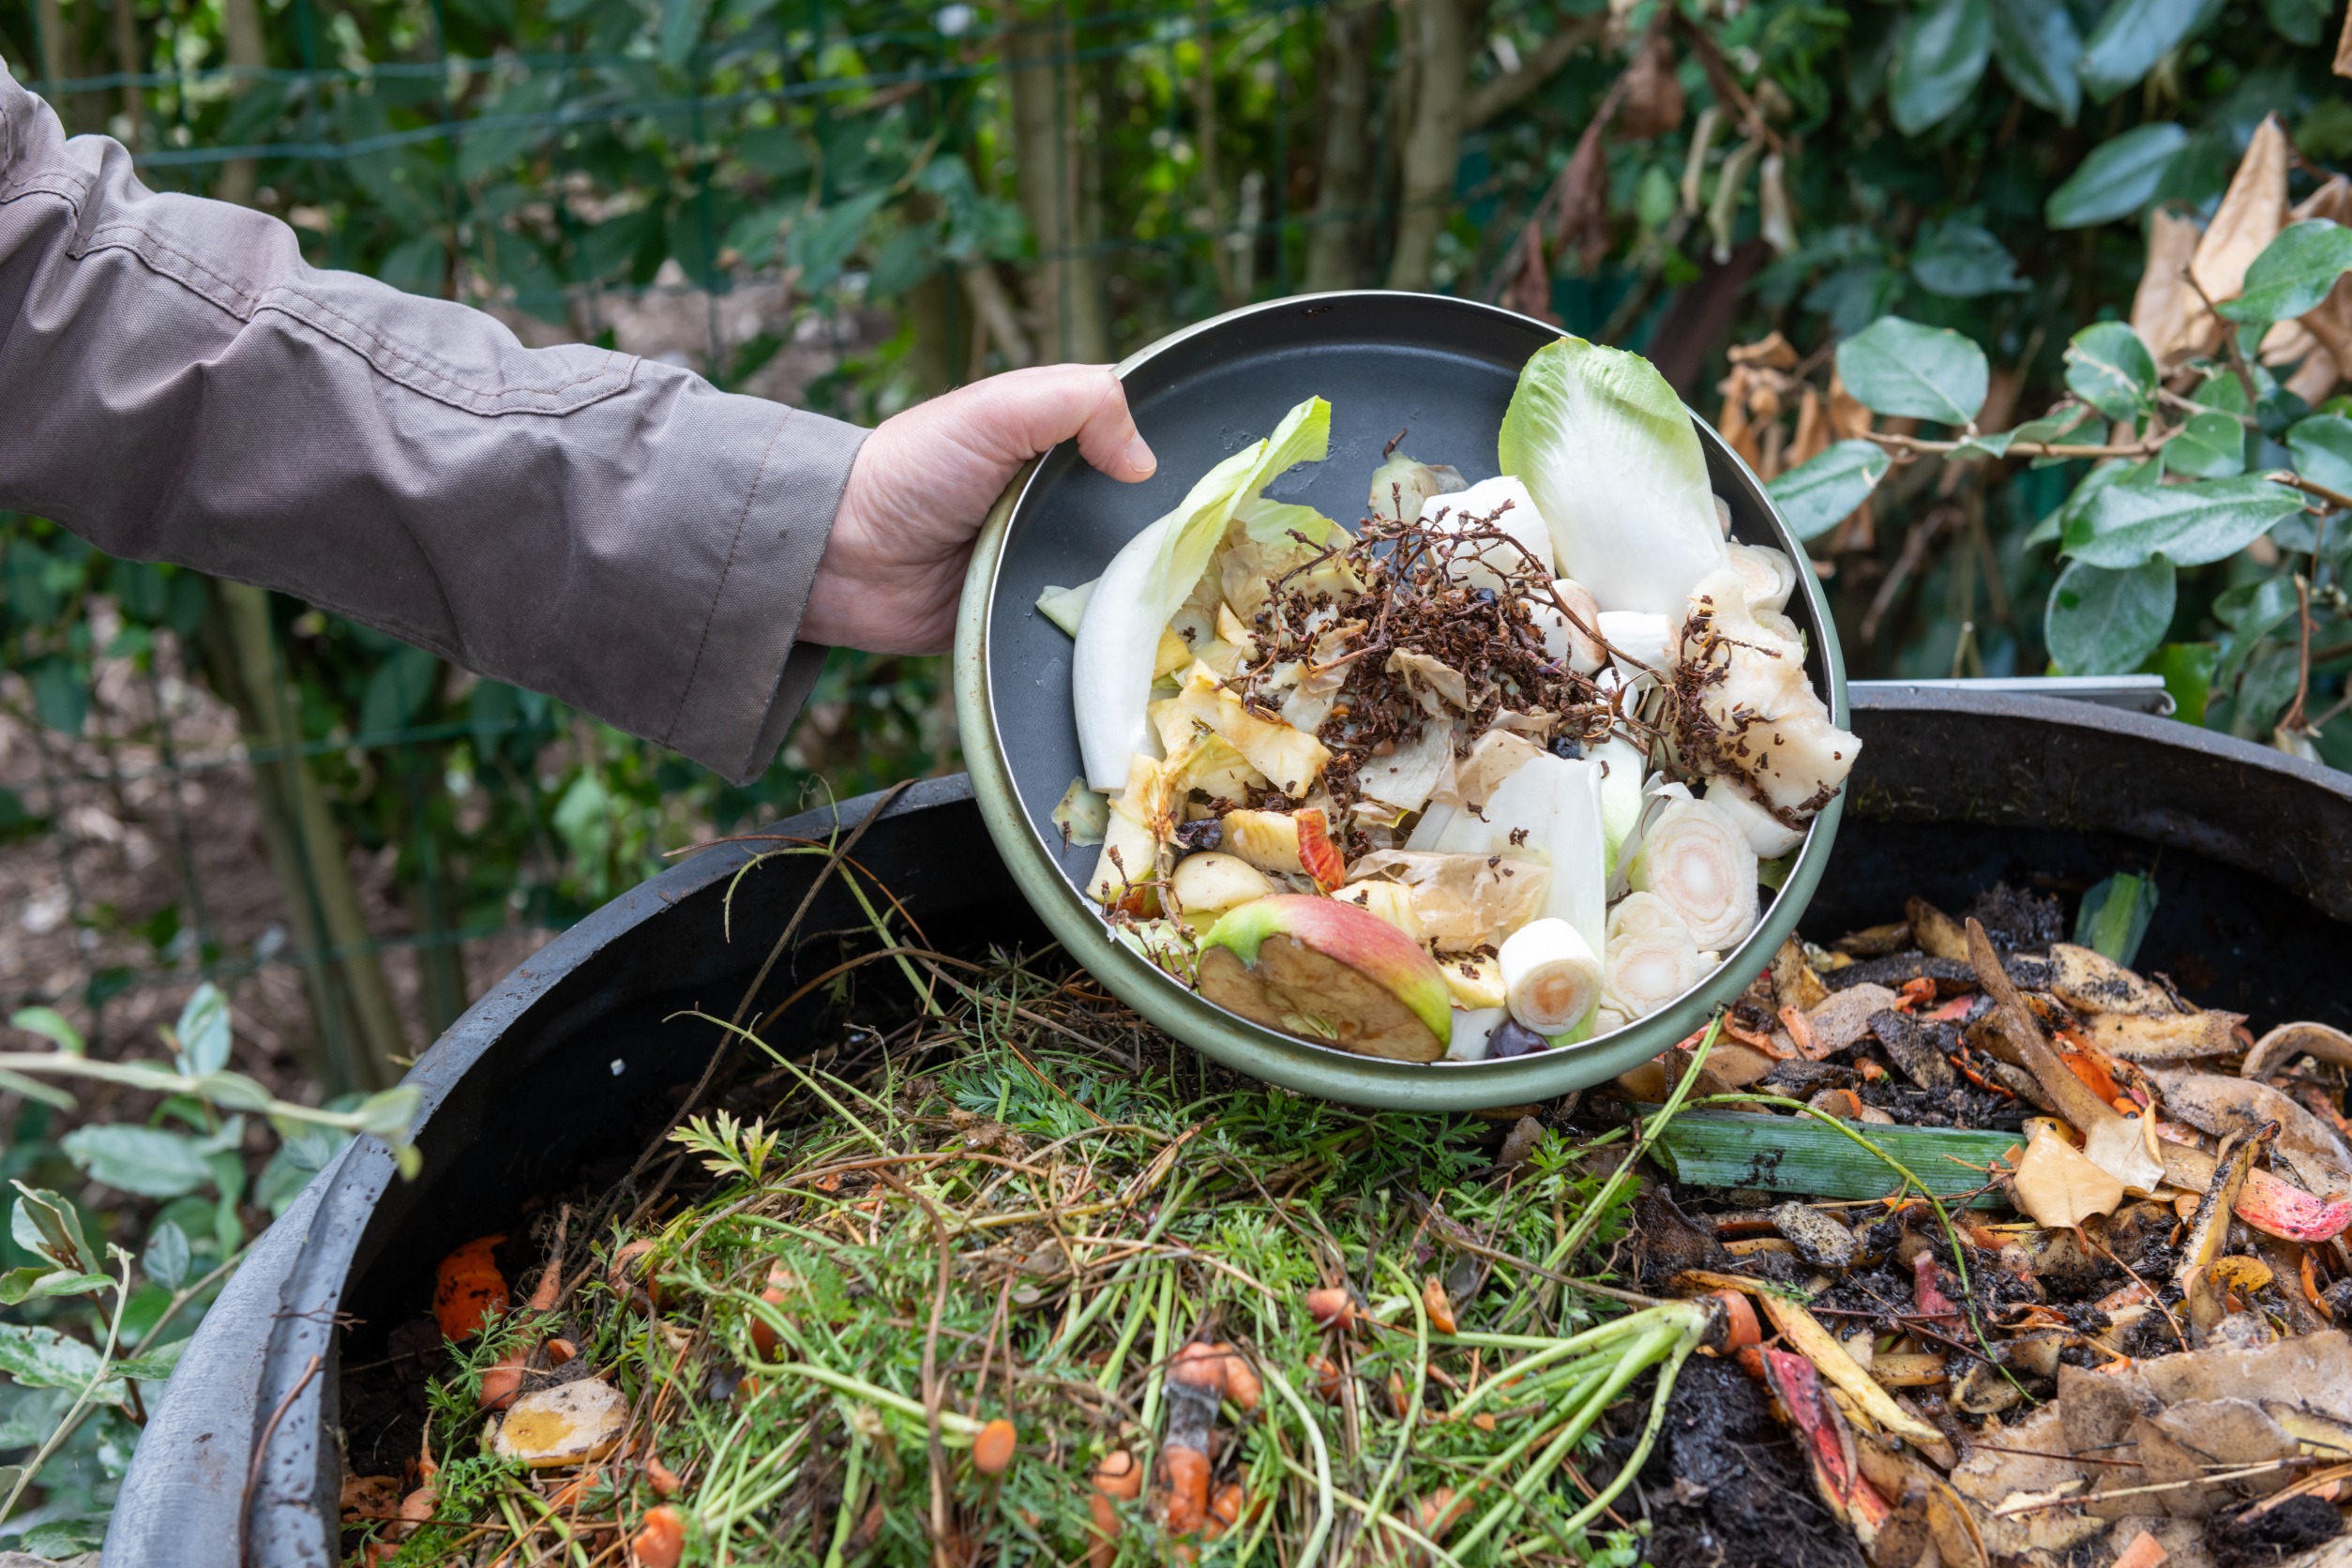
[142,1219,192,1292]
[2045,124,2189,228]
[2065,476,2303,566]
[2286,414,2352,498]
[1989,0,2081,123]
[172,983,232,1078]
[113,1337,189,1383]
[7,1007,82,1057]
[2261,0,2330,42]
[2078,0,2224,102]
[1890,0,1992,135]
[2164,411,2247,478]
[2063,322,2157,419]
[1766,440,1892,539]
[2045,557,2176,674]
[60,1125,218,1199]
[0,1267,113,1305]
[1910,219,2028,296]
[9,1184,97,1276]
[0,1323,123,1404]
[2220,220,2352,326]
[1835,317,1989,424]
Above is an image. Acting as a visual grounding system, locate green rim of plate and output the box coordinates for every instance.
[953,292,1848,1110]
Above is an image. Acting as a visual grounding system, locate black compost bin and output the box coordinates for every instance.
[106,688,2352,1568]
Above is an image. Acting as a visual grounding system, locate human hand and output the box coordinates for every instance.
[803,365,1157,654]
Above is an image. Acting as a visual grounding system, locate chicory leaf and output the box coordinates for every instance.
[1496,336,1728,618]
[1072,398,1330,788]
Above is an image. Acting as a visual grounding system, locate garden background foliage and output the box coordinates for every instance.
[1,0,2350,1550]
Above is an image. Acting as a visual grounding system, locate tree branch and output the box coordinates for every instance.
[1463,16,1607,129]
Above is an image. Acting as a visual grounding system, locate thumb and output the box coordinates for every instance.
[973,364,1157,483]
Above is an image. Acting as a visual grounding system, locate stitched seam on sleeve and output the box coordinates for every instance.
[663,403,795,748]
[12,184,633,413]
[263,284,628,402]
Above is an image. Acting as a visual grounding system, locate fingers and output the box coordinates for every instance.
[969,364,1156,483]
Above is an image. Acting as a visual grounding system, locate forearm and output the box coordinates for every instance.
[0,61,861,783]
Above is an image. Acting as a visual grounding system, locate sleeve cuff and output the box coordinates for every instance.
[663,407,867,785]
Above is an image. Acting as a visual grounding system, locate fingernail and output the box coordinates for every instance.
[1125,435,1157,476]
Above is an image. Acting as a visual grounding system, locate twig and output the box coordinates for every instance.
[240,1352,324,1544]
[2181,269,2263,406]
[1992,1458,2314,1517]
[2282,573,2316,736]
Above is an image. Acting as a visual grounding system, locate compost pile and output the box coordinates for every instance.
[338,884,2352,1568]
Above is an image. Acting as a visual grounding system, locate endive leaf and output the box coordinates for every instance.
[1072,399,1331,789]
[1497,337,1727,618]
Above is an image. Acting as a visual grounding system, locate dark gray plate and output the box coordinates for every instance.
[957,292,1848,1108]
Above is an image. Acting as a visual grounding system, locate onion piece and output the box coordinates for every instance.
[1597,611,1671,677]
[1529,579,1607,674]
[1626,794,1759,951]
[1674,567,1861,822]
[1500,917,1602,1035]
[1368,453,1466,526]
[1703,777,1805,859]
[1418,475,1555,591]
[1446,1006,1507,1063]
[1724,540,1797,614]
[1419,753,1607,955]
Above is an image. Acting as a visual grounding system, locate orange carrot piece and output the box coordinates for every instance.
[432,1235,509,1341]
[972,1418,1018,1476]
[1421,1277,1457,1335]
[1160,1445,1212,1535]
[631,1504,685,1568]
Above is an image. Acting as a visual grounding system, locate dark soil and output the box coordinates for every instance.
[1623,1358,1866,1568]
[2206,1494,2345,1567]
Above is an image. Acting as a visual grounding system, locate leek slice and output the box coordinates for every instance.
[1676,567,1862,822]
[1625,794,1758,950]
[1603,892,1706,1018]
[1592,734,1649,877]
[1703,777,1804,858]
[1725,540,1796,613]
[1500,916,1602,1034]
[1497,336,1729,617]
[1073,398,1332,789]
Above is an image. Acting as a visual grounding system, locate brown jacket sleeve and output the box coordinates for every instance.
[0,60,863,784]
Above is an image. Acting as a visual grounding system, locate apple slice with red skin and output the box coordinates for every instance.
[1196,896,1452,1061]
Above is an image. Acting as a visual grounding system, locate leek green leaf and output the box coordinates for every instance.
[2044,124,2188,228]
[1497,337,1726,618]
[1766,440,1889,540]
[2064,475,2299,566]
[1834,317,1988,425]
[2044,557,2175,675]
[2078,0,2223,102]
[2140,641,2217,727]
[2074,871,2159,967]
[2062,322,2156,420]
[2219,220,2352,326]
[1889,0,1991,135]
